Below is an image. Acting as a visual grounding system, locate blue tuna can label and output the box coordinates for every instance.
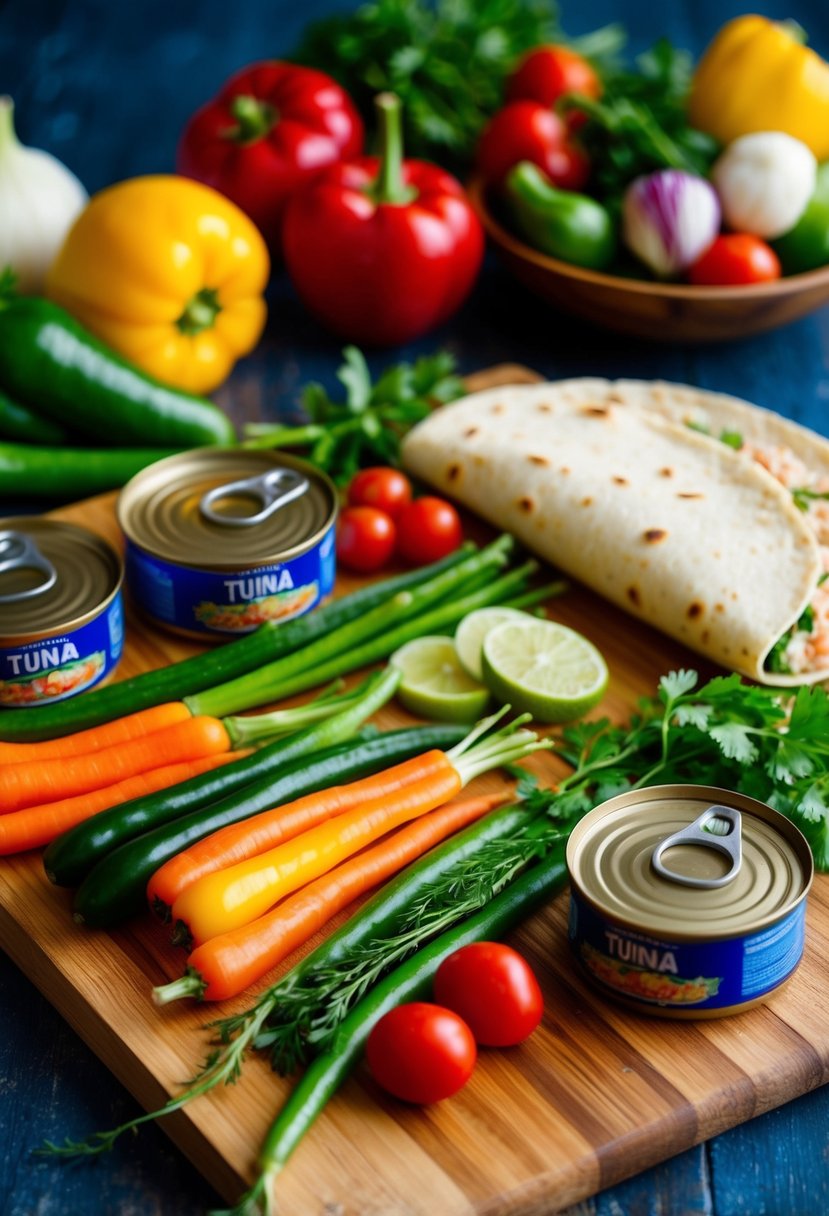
[117,450,338,640]
[568,887,806,1012]
[565,785,813,1018]
[0,519,124,708]
[125,525,335,636]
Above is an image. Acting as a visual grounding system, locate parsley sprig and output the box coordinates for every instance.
[243,346,465,484]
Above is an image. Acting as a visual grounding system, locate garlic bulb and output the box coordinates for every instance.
[712,131,817,239]
[0,96,88,293]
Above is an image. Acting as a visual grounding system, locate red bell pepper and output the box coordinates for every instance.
[177,61,364,253]
[476,100,590,191]
[282,93,484,347]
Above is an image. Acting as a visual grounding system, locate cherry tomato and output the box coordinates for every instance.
[688,234,782,286]
[366,1002,477,1104]
[476,101,590,191]
[395,496,463,565]
[433,942,543,1046]
[507,45,602,111]
[336,506,396,573]
[347,467,413,519]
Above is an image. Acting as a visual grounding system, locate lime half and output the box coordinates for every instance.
[390,636,492,723]
[454,606,530,681]
[481,618,608,723]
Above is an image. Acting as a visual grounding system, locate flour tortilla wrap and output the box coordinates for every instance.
[401,379,825,687]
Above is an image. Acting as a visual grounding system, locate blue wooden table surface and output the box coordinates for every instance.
[2,2,829,1213]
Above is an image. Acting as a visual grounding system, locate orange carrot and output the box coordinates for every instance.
[147,750,454,916]
[0,716,232,814]
[0,702,191,763]
[171,765,466,946]
[0,752,249,856]
[156,793,507,1003]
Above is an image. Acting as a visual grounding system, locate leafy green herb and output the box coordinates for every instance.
[565,37,720,207]
[686,420,745,450]
[243,346,465,484]
[294,0,561,166]
[792,485,829,512]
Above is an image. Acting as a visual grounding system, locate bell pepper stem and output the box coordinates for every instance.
[176,287,222,336]
[369,93,417,206]
[228,94,278,143]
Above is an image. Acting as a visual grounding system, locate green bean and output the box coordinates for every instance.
[219,856,566,1216]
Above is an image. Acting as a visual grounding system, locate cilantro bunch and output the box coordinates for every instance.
[549,669,829,870]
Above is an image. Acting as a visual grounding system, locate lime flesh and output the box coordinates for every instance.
[481,618,608,723]
[454,606,530,681]
[390,635,492,723]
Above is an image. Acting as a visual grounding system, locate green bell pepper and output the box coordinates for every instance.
[773,161,829,275]
[505,161,616,271]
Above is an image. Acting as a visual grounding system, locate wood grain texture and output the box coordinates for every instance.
[1,366,827,1215]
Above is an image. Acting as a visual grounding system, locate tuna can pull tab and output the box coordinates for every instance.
[199,468,310,528]
[651,805,742,890]
[0,530,58,603]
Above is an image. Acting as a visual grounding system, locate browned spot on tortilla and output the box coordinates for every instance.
[731,591,739,600]
[659,467,674,477]
[643,528,667,543]
[491,403,506,415]
[517,497,534,513]
[626,585,641,607]
[678,492,704,499]
[527,454,550,466]
[741,647,749,656]
[701,630,710,643]
[464,426,479,438]
[613,476,629,486]
[714,603,725,614]
[447,463,462,483]
[713,550,722,559]
[687,602,704,620]
[536,402,553,413]
[472,455,486,467]
[581,496,593,507]
[606,391,624,404]
[582,405,610,417]
[560,466,571,475]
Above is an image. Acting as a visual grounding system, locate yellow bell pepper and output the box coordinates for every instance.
[689,16,829,162]
[46,175,269,394]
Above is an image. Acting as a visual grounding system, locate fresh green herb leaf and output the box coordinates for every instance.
[243,346,466,484]
[566,38,720,208]
[792,486,829,512]
[719,430,743,450]
[294,0,561,167]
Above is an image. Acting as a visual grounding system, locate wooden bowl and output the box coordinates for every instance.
[468,177,829,344]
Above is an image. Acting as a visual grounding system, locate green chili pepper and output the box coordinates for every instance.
[773,161,829,275]
[505,161,616,270]
[0,389,69,445]
[0,440,180,500]
[0,293,235,447]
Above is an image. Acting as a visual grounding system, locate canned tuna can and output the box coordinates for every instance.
[117,449,337,640]
[0,519,124,708]
[566,785,813,1018]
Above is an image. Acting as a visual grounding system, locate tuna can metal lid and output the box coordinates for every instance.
[0,518,122,641]
[117,449,337,570]
[566,784,813,940]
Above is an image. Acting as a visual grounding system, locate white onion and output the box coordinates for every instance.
[712,131,817,240]
[0,96,88,294]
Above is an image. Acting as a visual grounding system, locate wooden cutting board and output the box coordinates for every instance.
[0,365,827,1215]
